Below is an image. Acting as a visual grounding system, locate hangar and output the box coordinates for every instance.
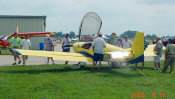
[0,15,46,49]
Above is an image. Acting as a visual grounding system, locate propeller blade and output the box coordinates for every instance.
[62,44,73,48]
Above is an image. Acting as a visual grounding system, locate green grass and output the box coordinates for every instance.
[0,61,174,99]
[0,49,12,55]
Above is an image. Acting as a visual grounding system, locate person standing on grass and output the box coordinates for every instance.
[135,37,149,70]
[92,34,106,72]
[153,37,163,70]
[9,33,22,65]
[162,39,175,74]
[45,34,55,65]
[20,34,31,66]
[62,33,71,65]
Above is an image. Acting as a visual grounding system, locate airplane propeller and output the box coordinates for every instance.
[62,44,73,48]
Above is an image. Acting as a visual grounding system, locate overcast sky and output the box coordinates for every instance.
[0,0,175,36]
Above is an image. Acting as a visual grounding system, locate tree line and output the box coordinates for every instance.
[53,30,175,39]
[54,31,77,38]
[111,30,175,39]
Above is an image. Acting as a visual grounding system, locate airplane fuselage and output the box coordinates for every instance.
[72,42,133,62]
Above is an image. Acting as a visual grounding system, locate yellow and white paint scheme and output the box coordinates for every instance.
[72,32,144,63]
[13,32,149,64]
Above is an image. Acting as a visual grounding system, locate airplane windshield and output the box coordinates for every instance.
[82,43,92,49]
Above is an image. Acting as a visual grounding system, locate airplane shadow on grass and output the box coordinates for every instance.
[0,65,143,78]
[83,66,144,78]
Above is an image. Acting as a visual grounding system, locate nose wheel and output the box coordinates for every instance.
[71,62,86,69]
[109,62,122,68]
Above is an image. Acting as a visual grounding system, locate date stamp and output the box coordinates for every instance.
[131,93,166,98]
[131,93,145,98]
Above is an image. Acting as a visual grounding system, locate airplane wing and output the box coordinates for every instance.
[144,44,166,56]
[12,49,93,62]
[144,45,157,56]
[10,32,55,38]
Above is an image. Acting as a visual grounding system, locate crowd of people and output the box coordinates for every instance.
[93,32,134,71]
[94,32,175,74]
[8,32,175,74]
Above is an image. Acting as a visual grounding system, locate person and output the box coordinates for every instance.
[9,33,22,65]
[116,38,122,48]
[107,32,116,45]
[45,34,55,65]
[152,40,156,44]
[153,37,163,70]
[107,33,118,66]
[20,34,31,66]
[92,34,106,72]
[135,37,149,70]
[122,35,132,49]
[62,33,71,65]
[122,35,132,66]
[162,39,175,74]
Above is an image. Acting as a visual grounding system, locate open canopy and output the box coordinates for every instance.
[79,12,102,41]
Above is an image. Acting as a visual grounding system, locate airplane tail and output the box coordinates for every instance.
[129,32,144,63]
[15,26,18,33]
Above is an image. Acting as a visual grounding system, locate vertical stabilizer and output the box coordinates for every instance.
[15,26,18,33]
[129,32,144,63]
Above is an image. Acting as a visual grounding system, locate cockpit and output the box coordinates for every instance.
[81,43,92,49]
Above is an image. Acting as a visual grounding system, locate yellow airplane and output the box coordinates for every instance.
[9,12,155,66]
[11,32,144,65]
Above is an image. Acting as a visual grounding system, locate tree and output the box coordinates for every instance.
[166,35,171,38]
[54,32,62,37]
[146,34,152,38]
[152,34,157,38]
[69,31,75,38]
[119,30,137,38]
[62,34,66,37]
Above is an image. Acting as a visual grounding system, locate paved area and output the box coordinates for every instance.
[0,44,78,66]
[0,55,79,66]
[0,44,165,66]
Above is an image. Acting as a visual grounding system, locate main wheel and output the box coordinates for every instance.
[79,62,86,68]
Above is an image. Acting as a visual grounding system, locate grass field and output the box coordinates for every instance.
[0,61,174,99]
[0,49,12,55]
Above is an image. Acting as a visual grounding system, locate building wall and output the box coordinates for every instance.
[0,16,46,49]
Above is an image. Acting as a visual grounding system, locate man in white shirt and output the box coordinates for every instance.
[20,34,31,66]
[122,35,132,49]
[62,33,71,64]
[153,37,163,70]
[92,34,106,72]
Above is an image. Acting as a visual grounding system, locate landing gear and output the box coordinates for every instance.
[79,62,86,68]
[71,62,86,69]
[109,62,122,68]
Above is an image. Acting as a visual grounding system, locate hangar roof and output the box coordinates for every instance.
[0,15,46,18]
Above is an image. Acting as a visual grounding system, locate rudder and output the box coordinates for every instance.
[129,32,144,63]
